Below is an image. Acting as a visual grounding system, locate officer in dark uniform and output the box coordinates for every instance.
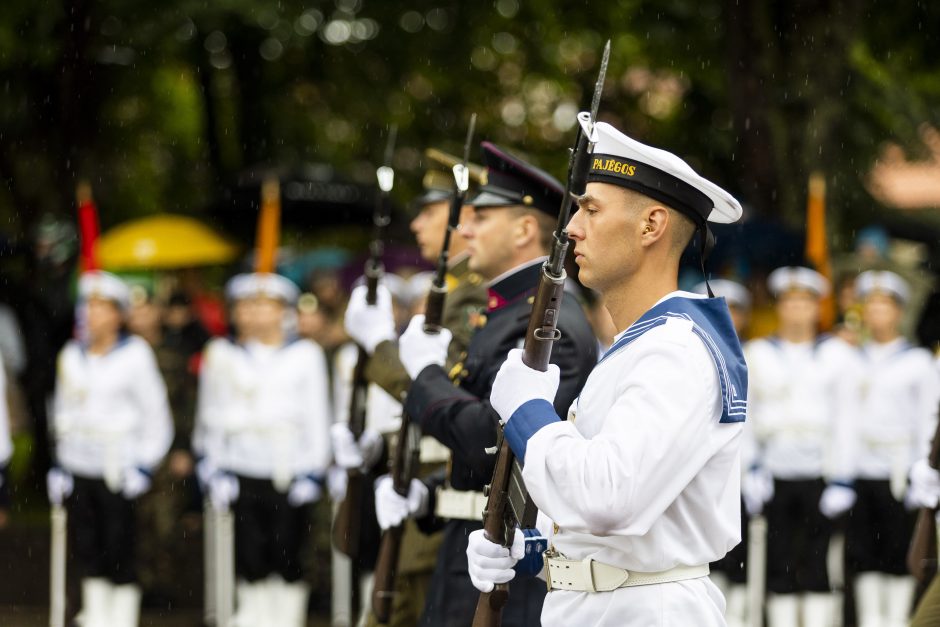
[374,142,598,626]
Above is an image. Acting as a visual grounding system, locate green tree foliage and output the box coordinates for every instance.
[0,0,937,249]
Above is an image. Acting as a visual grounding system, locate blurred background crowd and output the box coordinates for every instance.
[1,0,939,623]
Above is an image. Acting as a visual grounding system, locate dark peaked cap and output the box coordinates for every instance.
[469,142,565,216]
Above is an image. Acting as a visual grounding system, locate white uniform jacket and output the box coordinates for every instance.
[855,338,940,496]
[506,292,747,626]
[53,336,173,483]
[743,335,861,481]
[197,337,331,488]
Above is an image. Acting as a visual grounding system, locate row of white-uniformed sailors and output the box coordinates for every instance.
[31,265,940,627]
[45,269,335,627]
[700,267,940,627]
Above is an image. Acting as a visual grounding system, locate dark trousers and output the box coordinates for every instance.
[766,478,831,594]
[233,476,307,583]
[846,478,914,575]
[712,499,748,584]
[419,519,544,627]
[67,476,137,584]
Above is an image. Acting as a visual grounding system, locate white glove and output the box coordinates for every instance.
[490,348,560,424]
[344,284,396,354]
[122,467,152,499]
[741,467,774,517]
[47,468,74,506]
[331,423,385,471]
[819,484,857,519]
[209,472,240,511]
[287,476,323,506]
[398,315,453,379]
[907,458,940,509]
[327,466,348,502]
[467,528,525,593]
[374,475,429,530]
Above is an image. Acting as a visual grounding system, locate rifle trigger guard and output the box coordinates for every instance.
[534,328,562,341]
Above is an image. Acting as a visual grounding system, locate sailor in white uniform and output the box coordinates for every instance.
[47,270,174,627]
[848,270,940,627]
[741,266,862,627]
[465,121,747,626]
[196,272,332,627]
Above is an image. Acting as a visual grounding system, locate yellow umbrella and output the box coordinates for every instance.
[96,214,240,269]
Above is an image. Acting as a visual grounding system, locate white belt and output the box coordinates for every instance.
[419,436,451,464]
[434,487,487,521]
[546,555,709,593]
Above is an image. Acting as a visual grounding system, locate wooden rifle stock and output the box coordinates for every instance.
[908,403,940,581]
[473,436,518,627]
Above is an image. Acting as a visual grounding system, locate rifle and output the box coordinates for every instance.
[333,125,397,617]
[371,115,477,623]
[908,403,940,582]
[472,41,610,627]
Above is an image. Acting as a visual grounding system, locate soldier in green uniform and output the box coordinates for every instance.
[335,148,488,626]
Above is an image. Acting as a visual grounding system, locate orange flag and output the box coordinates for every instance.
[76,181,100,272]
[255,176,281,273]
[805,172,836,330]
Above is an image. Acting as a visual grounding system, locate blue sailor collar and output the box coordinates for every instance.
[601,293,748,424]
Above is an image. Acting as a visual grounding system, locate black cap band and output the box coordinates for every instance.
[587,154,713,227]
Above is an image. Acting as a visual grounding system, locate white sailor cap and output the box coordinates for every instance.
[588,122,743,225]
[768,266,830,298]
[78,271,131,310]
[224,273,253,302]
[856,270,910,304]
[692,279,752,309]
[244,272,300,305]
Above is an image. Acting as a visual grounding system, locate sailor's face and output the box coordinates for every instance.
[775,289,820,327]
[862,292,902,334]
[462,207,517,280]
[251,296,286,332]
[410,200,449,262]
[230,300,255,340]
[568,182,640,293]
[85,297,123,339]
